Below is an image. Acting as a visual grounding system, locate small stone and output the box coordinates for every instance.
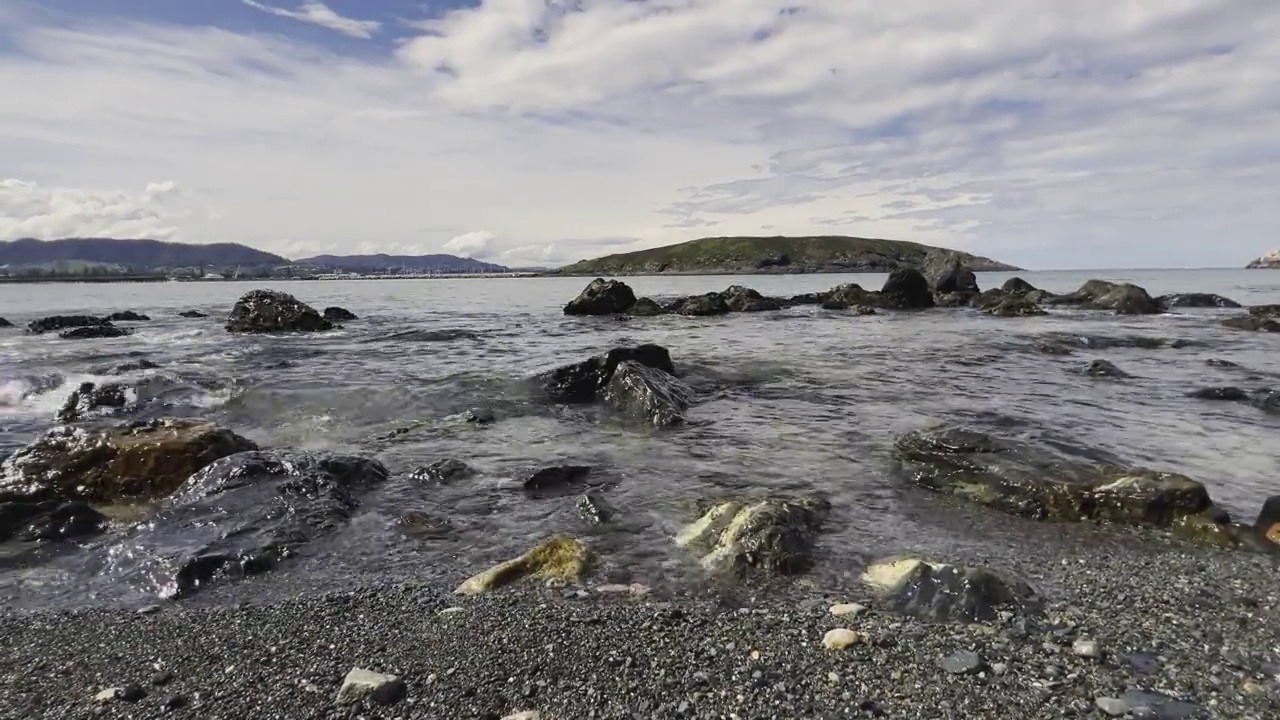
[1243,680,1265,696]
[465,408,495,424]
[827,671,841,684]
[1096,697,1129,716]
[830,603,868,618]
[501,713,542,720]
[939,651,984,675]
[991,663,1008,676]
[1073,638,1102,659]
[118,684,146,702]
[151,670,175,686]
[438,607,464,616]
[94,688,121,704]
[822,628,862,650]
[137,605,162,615]
[335,668,406,706]
[161,694,187,710]
[596,584,631,594]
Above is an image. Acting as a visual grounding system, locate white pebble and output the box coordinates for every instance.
[822,628,862,650]
[829,603,868,618]
[1072,638,1102,659]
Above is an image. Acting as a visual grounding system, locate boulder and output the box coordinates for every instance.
[862,556,1041,622]
[1187,387,1249,401]
[107,311,151,322]
[541,344,675,403]
[721,286,782,312]
[674,293,731,316]
[675,496,829,576]
[601,361,691,427]
[626,298,666,316]
[1222,315,1280,332]
[455,534,589,594]
[59,325,132,340]
[56,382,130,423]
[1252,389,1280,415]
[879,268,935,309]
[225,290,333,333]
[27,315,108,334]
[1086,359,1129,378]
[111,450,389,598]
[522,465,592,495]
[336,668,406,706]
[409,459,475,484]
[563,279,637,316]
[1001,277,1038,294]
[1156,294,1241,309]
[322,306,357,321]
[178,310,209,319]
[1046,280,1160,315]
[0,420,258,504]
[577,492,615,525]
[923,255,979,295]
[819,284,872,310]
[979,294,1046,317]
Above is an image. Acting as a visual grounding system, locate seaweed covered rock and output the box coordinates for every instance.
[226,290,333,333]
[542,344,675,403]
[721,286,783,312]
[879,268,935,309]
[601,361,691,427]
[675,496,830,576]
[862,556,1041,622]
[455,534,589,594]
[563,279,637,316]
[0,420,258,504]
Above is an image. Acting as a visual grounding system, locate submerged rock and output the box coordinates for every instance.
[577,491,615,525]
[933,291,973,308]
[879,268,935,309]
[396,510,454,538]
[564,278,637,316]
[322,306,357,321]
[675,496,829,576]
[1251,389,1280,414]
[59,324,132,340]
[721,285,783,312]
[601,361,691,427]
[106,311,151,322]
[978,294,1047,317]
[464,407,495,425]
[409,459,475,484]
[1222,314,1280,332]
[626,297,666,316]
[542,344,675,403]
[177,310,209,319]
[0,420,258,504]
[862,556,1041,622]
[0,500,106,541]
[0,317,11,328]
[98,359,161,375]
[521,466,592,494]
[27,315,108,334]
[1086,359,1129,378]
[1046,280,1160,315]
[1157,293,1241,309]
[455,534,589,594]
[226,290,333,333]
[57,381,130,423]
[674,292,731,316]
[1187,387,1250,401]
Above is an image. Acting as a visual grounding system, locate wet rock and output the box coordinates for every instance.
[674,292,731,316]
[59,324,132,340]
[577,491,615,525]
[409,459,475,484]
[160,694,187,710]
[1096,697,1129,716]
[112,450,389,598]
[879,268,935,309]
[1221,314,1280,332]
[861,556,1040,622]
[939,651,984,675]
[851,305,877,315]
[522,466,592,494]
[178,310,209,318]
[978,294,1046,317]
[1121,688,1201,720]
[626,297,666,316]
[1002,277,1038,294]
[675,496,829,576]
[923,255,979,295]
[1157,293,1241,309]
[0,420,258,504]
[601,361,691,427]
[465,407,495,425]
[18,501,107,541]
[1250,389,1280,414]
[819,284,873,310]
[336,668,406,706]
[98,359,161,375]
[225,290,333,333]
[789,292,824,305]
[1047,279,1161,314]
[542,344,675,403]
[397,510,454,538]
[455,534,589,594]
[1204,358,1238,367]
[1250,304,1280,317]
[1086,359,1128,378]
[322,306,357,321]
[1032,339,1074,355]
[933,291,973,308]
[56,381,130,423]
[27,315,109,334]
[95,684,146,704]
[822,628,863,650]
[563,278,637,316]
[0,317,10,327]
[721,285,783,312]
[106,310,151,322]
[1254,496,1280,545]
[1187,387,1249,401]
[151,671,174,686]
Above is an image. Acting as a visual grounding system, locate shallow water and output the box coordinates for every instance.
[0,269,1277,608]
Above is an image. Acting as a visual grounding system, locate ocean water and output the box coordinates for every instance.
[0,269,1277,608]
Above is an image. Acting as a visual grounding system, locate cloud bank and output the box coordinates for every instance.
[1,0,1278,268]
[240,1,381,39]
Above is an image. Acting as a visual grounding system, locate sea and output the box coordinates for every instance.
[1,269,1277,609]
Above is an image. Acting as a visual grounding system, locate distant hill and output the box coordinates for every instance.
[0,237,287,270]
[552,235,1021,275]
[296,253,510,273]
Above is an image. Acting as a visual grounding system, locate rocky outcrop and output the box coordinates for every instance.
[322,306,357,321]
[59,324,132,340]
[27,315,108,334]
[977,294,1046,317]
[57,382,130,423]
[225,290,333,333]
[1001,277,1038,295]
[894,427,1257,546]
[626,298,666,316]
[455,534,589,594]
[861,556,1041,622]
[563,279,637,316]
[721,285,783,312]
[1156,294,1241,309]
[672,293,731,316]
[542,344,675,403]
[106,311,151,322]
[0,420,258,504]
[675,496,829,576]
[923,254,979,295]
[601,361,691,426]
[110,450,389,598]
[879,268,935,309]
[1086,359,1129,378]
[819,284,873,310]
[1246,249,1280,269]
[1044,280,1160,315]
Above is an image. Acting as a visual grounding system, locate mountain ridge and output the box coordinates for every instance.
[0,237,287,269]
[296,253,509,273]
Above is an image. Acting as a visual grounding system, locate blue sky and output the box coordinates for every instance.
[2,0,1279,268]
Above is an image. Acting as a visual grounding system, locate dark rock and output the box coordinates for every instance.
[577,491,615,525]
[98,359,161,375]
[464,408,495,425]
[0,317,11,328]
[396,510,454,538]
[626,297,666,316]
[862,556,1040,622]
[27,315,108,334]
[979,294,1046,317]
[1087,359,1129,378]
[1002,277,1038,294]
[542,344,675,403]
[225,290,333,333]
[1187,387,1249,401]
[106,311,151,322]
[1255,496,1280,545]
[1045,280,1160,314]
[118,684,147,703]
[938,651,985,675]
[59,324,132,340]
[819,284,872,310]
[879,268,934,309]
[675,293,731,316]
[409,459,475,484]
[1222,314,1280,332]
[923,255,979,295]
[601,361,691,427]
[522,465,592,494]
[56,381,129,423]
[0,420,258,504]
[178,310,209,318]
[1205,358,1238,368]
[933,291,973,308]
[852,305,877,315]
[160,694,187,710]
[1251,389,1280,415]
[19,501,107,541]
[721,286,782,312]
[1121,688,1201,720]
[151,671,174,686]
[1032,339,1074,355]
[322,306,357,321]
[1248,304,1280,317]
[1157,293,1241,309]
[564,278,637,316]
[675,496,830,576]
[788,292,824,305]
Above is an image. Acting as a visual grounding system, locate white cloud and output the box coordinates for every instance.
[0,179,189,240]
[0,1,1278,267]
[441,230,496,258]
[241,1,380,39]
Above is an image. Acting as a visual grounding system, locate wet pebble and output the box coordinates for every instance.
[939,651,984,675]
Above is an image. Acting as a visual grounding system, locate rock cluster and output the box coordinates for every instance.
[226,290,333,333]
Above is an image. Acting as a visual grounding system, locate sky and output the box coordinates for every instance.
[1,1,1278,269]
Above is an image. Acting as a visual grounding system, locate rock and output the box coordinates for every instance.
[27,315,109,334]
[939,651,984,675]
[98,358,161,375]
[721,285,782,312]
[933,291,973,308]
[1256,496,1280,545]
[336,668,406,706]
[409,459,475,484]
[1246,249,1280,269]
[94,685,146,704]
[829,603,867,618]
[789,292,825,305]
[923,255,979,295]
[822,628,862,650]
[577,491,614,525]
[674,292,731,316]
[861,555,1040,622]
[1073,638,1102,659]
[59,324,132,340]
[819,283,873,310]
[978,294,1046,317]
[1250,389,1280,414]
[563,278,637,316]
[1121,688,1201,720]
[225,290,333,333]
[178,310,208,318]
[151,671,174,686]
[1187,387,1249,401]
[396,510,453,538]
[111,450,389,598]
[879,268,935,309]
[56,381,130,423]
[1157,293,1241,309]
[322,306,357,321]
[17,501,107,541]
[851,305,877,315]
[1250,304,1280,317]
[0,420,258,504]
[160,694,187,710]
[675,496,829,576]
[542,344,675,403]
[522,466,592,494]
[1204,358,1238,367]
[1221,314,1280,332]
[1086,359,1128,378]
[626,297,666,316]
[0,317,11,327]
[1046,279,1161,314]
[601,361,691,427]
[455,534,589,594]
[106,310,151,322]
[465,407,495,424]
[501,712,543,720]
[1096,697,1129,716]
[1002,277,1038,294]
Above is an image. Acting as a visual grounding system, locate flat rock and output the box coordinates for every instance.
[1096,697,1129,716]
[59,324,131,340]
[939,651,984,675]
[106,310,151,322]
[455,534,589,594]
[675,496,829,576]
[336,668,406,706]
[1046,279,1161,314]
[861,555,1040,622]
